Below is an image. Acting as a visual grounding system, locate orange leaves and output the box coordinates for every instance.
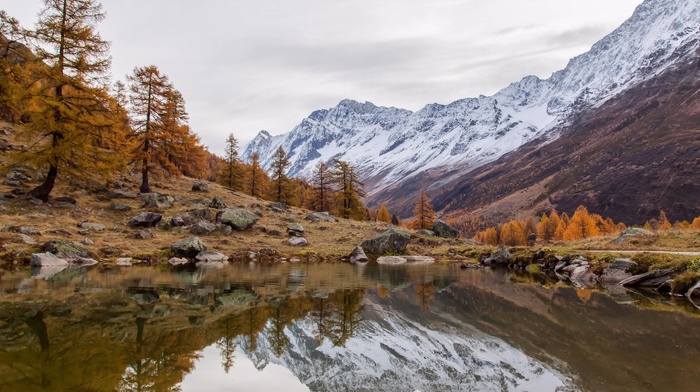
[408,190,435,230]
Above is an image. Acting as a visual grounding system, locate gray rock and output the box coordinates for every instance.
[188,208,212,220]
[220,225,233,235]
[72,256,98,266]
[376,256,406,265]
[619,269,674,287]
[600,259,638,283]
[482,245,511,265]
[287,223,305,237]
[170,215,196,227]
[304,212,337,223]
[217,208,259,231]
[105,190,138,199]
[415,230,435,237]
[171,237,207,258]
[168,257,190,266]
[269,202,286,212]
[134,230,153,240]
[288,237,308,246]
[554,260,568,272]
[18,234,36,244]
[16,226,40,235]
[55,196,76,204]
[361,228,411,254]
[141,193,174,209]
[209,196,227,209]
[192,180,210,192]
[115,257,133,266]
[190,220,217,235]
[378,255,435,265]
[613,228,654,244]
[686,281,700,298]
[108,201,131,211]
[128,212,163,228]
[78,222,106,232]
[350,246,369,264]
[43,240,89,259]
[195,251,229,262]
[31,252,69,267]
[570,265,598,288]
[81,238,93,245]
[431,220,460,239]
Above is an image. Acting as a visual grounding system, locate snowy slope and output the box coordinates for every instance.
[242,0,700,197]
[242,296,575,391]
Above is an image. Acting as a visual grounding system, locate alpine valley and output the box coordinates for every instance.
[242,0,700,224]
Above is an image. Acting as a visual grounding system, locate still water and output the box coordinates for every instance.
[0,262,698,392]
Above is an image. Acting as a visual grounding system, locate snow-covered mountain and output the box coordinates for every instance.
[242,0,700,199]
[242,293,575,391]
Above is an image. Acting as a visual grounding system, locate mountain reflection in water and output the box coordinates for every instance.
[0,263,698,392]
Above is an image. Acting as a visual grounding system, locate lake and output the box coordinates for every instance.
[0,262,698,392]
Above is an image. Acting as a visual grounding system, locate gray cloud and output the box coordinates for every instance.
[2,0,643,153]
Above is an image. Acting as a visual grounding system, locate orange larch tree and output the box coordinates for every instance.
[410,190,436,230]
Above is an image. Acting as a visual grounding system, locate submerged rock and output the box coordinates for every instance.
[361,228,411,254]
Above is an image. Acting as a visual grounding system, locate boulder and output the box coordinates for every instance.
[217,208,259,231]
[432,220,460,239]
[613,228,653,244]
[360,228,411,255]
[108,201,131,211]
[570,265,598,288]
[269,202,286,212]
[188,208,212,220]
[55,196,76,204]
[350,246,369,264]
[209,196,227,209]
[128,212,163,228]
[171,237,207,258]
[18,234,36,244]
[134,230,153,240]
[13,226,40,235]
[600,259,638,283]
[105,190,138,199]
[482,245,511,265]
[170,215,196,227]
[192,180,210,192]
[415,230,435,237]
[287,223,305,237]
[195,251,229,262]
[81,238,93,245]
[42,240,89,259]
[304,212,336,223]
[376,256,406,265]
[190,220,217,235]
[141,193,174,209]
[78,222,106,232]
[288,237,308,246]
[31,253,69,267]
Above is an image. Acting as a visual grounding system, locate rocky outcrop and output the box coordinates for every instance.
[128,212,163,228]
[431,220,460,239]
[360,228,411,255]
[171,237,207,258]
[217,208,259,231]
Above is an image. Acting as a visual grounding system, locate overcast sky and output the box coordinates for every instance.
[3,0,643,154]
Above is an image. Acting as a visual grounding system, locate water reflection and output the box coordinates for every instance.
[0,263,698,391]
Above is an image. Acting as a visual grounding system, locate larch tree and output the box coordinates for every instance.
[410,190,436,230]
[309,161,333,212]
[268,146,291,203]
[500,220,526,246]
[246,152,268,198]
[126,65,185,193]
[219,133,243,191]
[377,204,391,223]
[691,216,700,229]
[17,0,125,201]
[563,206,600,241]
[328,159,366,220]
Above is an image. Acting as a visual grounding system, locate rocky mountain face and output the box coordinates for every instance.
[243,0,700,221]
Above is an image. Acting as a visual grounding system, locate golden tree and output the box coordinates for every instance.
[268,146,292,203]
[219,133,243,191]
[16,0,125,201]
[410,190,436,230]
[691,216,700,229]
[328,159,366,220]
[377,204,391,223]
[126,65,184,193]
[500,220,526,246]
[563,206,601,241]
[309,161,333,212]
[245,152,268,198]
